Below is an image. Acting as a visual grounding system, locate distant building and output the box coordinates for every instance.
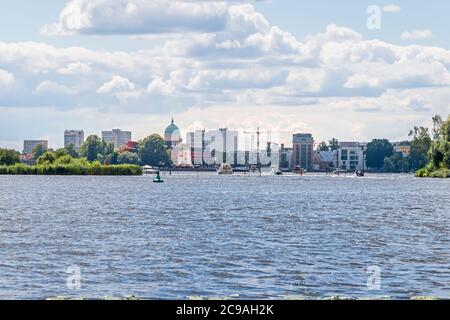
[102,129,131,149]
[164,118,182,149]
[64,130,84,150]
[393,143,411,157]
[314,150,337,170]
[279,144,293,170]
[186,128,239,166]
[336,142,367,171]
[23,140,48,155]
[117,141,138,154]
[171,143,193,167]
[20,153,35,166]
[292,133,314,170]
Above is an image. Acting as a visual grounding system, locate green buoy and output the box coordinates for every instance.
[153,170,164,183]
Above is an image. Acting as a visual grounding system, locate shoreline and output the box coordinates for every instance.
[0,163,142,176]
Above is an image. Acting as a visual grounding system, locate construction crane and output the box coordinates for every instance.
[244,127,266,169]
[244,128,291,169]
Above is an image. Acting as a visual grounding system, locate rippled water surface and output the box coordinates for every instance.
[0,173,449,299]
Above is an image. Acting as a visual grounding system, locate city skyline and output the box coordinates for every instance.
[1,1,450,150]
[6,115,429,153]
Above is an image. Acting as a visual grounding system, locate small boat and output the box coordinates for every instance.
[272,168,283,176]
[293,166,306,175]
[143,165,158,175]
[217,163,233,175]
[355,169,365,177]
[153,170,164,183]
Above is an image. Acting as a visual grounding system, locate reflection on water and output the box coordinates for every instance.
[0,173,449,299]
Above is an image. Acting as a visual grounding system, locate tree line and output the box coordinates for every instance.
[0,133,172,176]
[0,133,171,167]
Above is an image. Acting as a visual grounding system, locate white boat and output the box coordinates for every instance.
[355,169,365,177]
[272,168,283,175]
[142,165,158,175]
[217,163,233,175]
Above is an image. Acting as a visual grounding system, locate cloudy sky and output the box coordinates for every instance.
[1,0,449,150]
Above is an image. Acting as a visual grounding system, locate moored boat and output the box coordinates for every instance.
[217,163,234,175]
[142,165,158,175]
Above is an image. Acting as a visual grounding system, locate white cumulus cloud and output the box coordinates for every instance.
[383,4,401,13]
[34,81,76,95]
[401,29,433,40]
[97,76,136,94]
[41,0,231,35]
[0,69,15,87]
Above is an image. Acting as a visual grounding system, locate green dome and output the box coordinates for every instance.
[164,118,181,143]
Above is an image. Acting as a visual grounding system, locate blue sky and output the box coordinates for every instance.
[0,0,449,150]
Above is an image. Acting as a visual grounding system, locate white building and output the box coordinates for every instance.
[336,142,367,171]
[171,143,192,167]
[64,130,84,150]
[23,140,48,155]
[102,129,132,148]
[186,128,239,166]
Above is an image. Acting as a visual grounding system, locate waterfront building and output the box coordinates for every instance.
[186,129,239,166]
[336,142,367,171]
[292,133,314,170]
[164,118,182,149]
[102,129,132,149]
[23,140,48,155]
[64,130,84,150]
[314,150,337,171]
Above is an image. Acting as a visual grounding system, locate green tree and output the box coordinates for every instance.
[429,115,450,169]
[118,152,141,165]
[64,144,79,158]
[32,144,46,159]
[56,154,73,164]
[366,139,393,170]
[384,152,410,173]
[54,148,69,158]
[37,152,57,165]
[432,115,443,140]
[0,148,20,166]
[105,151,119,165]
[138,134,171,166]
[328,138,339,151]
[409,126,432,171]
[79,135,106,162]
[317,141,329,151]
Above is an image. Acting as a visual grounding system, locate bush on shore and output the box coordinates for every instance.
[0,162,142,176]
[415,166,450,178]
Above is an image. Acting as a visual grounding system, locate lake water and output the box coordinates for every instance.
[0,173,449,299]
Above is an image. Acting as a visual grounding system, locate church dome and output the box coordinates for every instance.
[164,118,181,147]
